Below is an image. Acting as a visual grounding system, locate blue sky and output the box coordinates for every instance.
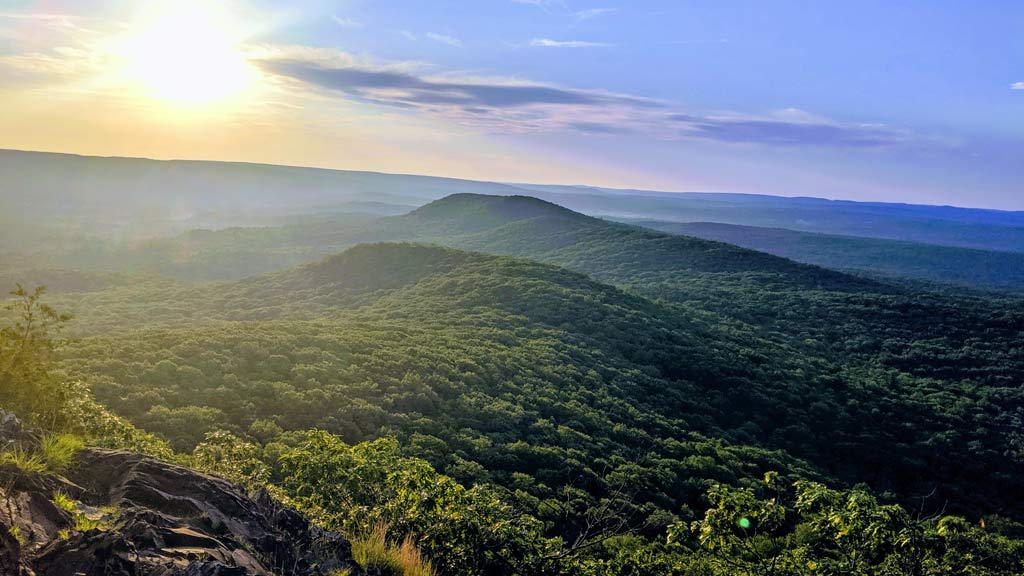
[0,0,1021,208]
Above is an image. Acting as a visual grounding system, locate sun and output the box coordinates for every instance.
[120,2,254,105]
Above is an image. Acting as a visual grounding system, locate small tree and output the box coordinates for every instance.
[0,285,72,429]
[793,481,910,574]
[682,472,797,576]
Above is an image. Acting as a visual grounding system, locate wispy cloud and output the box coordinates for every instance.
[254,50,924,150]
[258,57,645,109]
[511,1,614,20]
[0,12,108,87]
[331,15,363,28]
[0,11,101,39]
[529,38,610,48]
[575,8,617,20]
[254,49,666,135]
[669,111,912,148]
[399,30,417,41]
[567,121,632,134]
[0,9,934,153]
[511,0,566,11]
[426,32,463,48]
[1012,82,1024,90]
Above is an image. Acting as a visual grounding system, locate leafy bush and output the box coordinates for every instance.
[280,432,545,576]
[189,430,270,487]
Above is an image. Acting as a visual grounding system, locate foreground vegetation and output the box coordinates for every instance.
[3,194,1024,573]
[3,275,1023,572]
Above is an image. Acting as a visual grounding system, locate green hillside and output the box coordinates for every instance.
[399,194,879,292]
[383,196,1024,388]
[52,243,1024,520]
[6,193,1024,574]
[633,220,1024,292]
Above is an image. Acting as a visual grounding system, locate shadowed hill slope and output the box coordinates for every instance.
[631,219,1024,292]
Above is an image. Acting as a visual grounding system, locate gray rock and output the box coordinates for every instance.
[3,446,360,575]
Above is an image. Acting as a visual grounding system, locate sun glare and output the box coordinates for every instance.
[121,2,253,105]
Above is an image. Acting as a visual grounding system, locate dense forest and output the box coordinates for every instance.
[3,191,1024,574]
[629,220,1024,293]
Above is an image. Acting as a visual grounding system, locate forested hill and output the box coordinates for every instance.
[52,243,1024,523]
[386,193,881,294]
[379,195,1024,390]
[397,193,593,234]
[4,213,1024,572]
[632,219,1024,293]
[40,192,1024,399]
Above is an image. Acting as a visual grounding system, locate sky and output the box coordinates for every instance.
[0,0,1021,209]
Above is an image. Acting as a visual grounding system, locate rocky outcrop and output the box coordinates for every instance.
[0,412,31,450]
[0,412,359,576]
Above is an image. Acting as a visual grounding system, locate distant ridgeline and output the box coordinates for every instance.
[625,219,1024,293]
[4,148,1024,290]
[2,151,1024,573]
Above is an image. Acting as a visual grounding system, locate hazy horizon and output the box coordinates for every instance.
[4,146,1021,214]
[1,1,1021,209]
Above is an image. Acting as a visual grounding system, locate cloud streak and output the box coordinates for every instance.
[258,58,645,109]
[255,53,919,149]
[529,38,610,48]
[1012,82,1024,90]
[510,0,566,12]
[670,114,912,148]
[426,32,463,47]
[331,15,363,28]
[575,8,617,20]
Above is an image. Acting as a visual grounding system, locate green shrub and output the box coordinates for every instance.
[40,434,84,473]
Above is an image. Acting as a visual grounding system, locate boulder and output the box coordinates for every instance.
[2,446,360,575]
[0,411,34,451]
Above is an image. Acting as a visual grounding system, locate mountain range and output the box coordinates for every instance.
[3,151,1024,574]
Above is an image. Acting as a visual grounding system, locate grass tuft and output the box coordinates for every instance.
[352,524,402,575]
[396,535,433,576]
[51,491,76,513]
[351,524,432,576]
[0,449,47,475]
[73,515,103,532]
[51,491,117,533]
[39,434,85,474]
